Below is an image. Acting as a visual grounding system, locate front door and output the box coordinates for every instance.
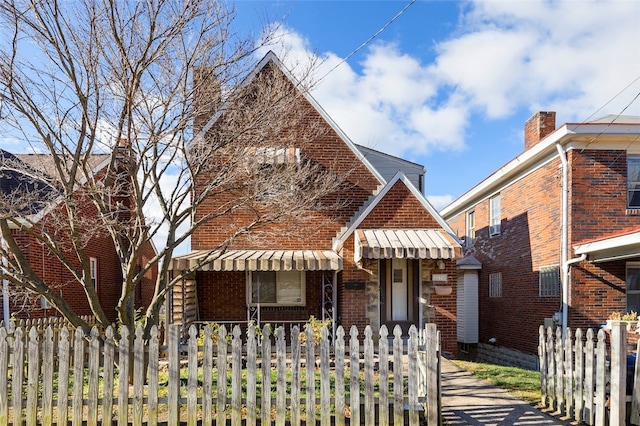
[381,258,419,332]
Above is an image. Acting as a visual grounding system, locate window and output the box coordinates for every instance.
[489,194,501,236]
[489,272,502,298]
[627,263,640,313]
[248,147,301,200]
[539,265,560,297]
[466,210,475,247]
[628,155,640,209]
[249,270,305,306]
[90,257,97,289]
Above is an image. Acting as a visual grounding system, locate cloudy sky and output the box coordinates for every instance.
[234,0,640,209]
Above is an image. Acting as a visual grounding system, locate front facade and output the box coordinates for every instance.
[0,149,156,323]
[441,111,640,367]
[169,52,462,355]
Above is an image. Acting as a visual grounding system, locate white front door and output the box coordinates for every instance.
[391,258,409,321]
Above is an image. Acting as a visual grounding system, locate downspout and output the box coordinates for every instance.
[556,143,587,337]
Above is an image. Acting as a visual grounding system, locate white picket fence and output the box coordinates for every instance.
[539,323,640,425]
[0,321,441,425]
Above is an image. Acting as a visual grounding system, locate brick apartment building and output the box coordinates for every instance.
[0,148,156,324]
[168,51,463,355]
[441,111,640,368]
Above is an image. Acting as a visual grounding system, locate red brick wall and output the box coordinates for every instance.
[338,180,459,352]
[448,159,562,355]
[5,179,157,323]
[358,181,442,229]
[568,149,640,328]
[191,67,381,252]
[447,147,640,356]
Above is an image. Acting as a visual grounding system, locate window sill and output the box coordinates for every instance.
[626,209,640,215]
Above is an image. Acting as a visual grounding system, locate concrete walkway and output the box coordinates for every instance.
[440,358,576,425]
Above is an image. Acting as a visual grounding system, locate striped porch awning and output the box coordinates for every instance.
[169,249,342,272]
[355,229,461,262]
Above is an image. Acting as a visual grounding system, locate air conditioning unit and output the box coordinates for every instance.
[489,224,500,236]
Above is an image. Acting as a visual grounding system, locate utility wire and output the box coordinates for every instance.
[316,0,417,84]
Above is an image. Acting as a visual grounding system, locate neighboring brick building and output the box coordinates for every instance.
[441,111,640,368]
[0,148,157,323]
[169,51,463,355]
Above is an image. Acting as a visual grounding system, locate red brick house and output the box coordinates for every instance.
[441,111,640,368]
[0,148,157,324]
[169,52,463,355]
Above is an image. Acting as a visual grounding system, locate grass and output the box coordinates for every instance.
[452,360,542,404]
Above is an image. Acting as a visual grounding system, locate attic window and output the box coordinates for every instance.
[247,147,301,165]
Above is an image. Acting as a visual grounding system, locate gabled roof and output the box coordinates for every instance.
[0,149,59,215]
[0,149,112,223]
[194,50,386,185]
[333,171,460,251]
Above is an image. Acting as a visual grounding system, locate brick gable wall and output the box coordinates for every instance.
[191,82,380,251]
[339,180,459,354]
[358,181,441,229]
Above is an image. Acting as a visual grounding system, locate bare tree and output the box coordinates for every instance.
[0,0,345,336]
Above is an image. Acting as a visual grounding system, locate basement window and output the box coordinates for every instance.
[489,272,502,298]
[539,265,560,297]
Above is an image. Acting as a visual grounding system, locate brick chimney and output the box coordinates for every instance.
[193,67,221,134]
[524,111,556,150]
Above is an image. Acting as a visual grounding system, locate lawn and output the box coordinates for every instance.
[452,360,541,404]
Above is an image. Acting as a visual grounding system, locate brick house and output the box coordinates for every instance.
[168,52,463,355]
[441,111,640,368]
[0,148,157,324]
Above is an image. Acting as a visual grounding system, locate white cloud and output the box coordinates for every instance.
[427,194,454,211]
[263,0,640,163]
[435,0,640,122]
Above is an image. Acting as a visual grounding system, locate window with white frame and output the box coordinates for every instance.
[539,265,560,297]
[466,210,475,247]
[249,270,305,306]
[628,155,640,209]
[489,272,502,298]
[627,262,640,313]
[90,257,97,290]
[489,194,501,236]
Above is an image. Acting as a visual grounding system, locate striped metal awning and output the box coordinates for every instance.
[169,249,342,272]
[355,229,461,261]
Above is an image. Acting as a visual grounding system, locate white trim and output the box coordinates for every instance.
[333,172,460,251]
[574,231,640,262]
[441,122,640,219]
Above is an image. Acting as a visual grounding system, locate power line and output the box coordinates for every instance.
[316,0,417,84]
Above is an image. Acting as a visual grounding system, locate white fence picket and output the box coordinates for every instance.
[539,322,640,425]
[0,321,441,425]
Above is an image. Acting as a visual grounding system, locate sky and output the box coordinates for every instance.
[233,0,640,210]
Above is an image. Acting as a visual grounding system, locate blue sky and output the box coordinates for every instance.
[234,0,640,210]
